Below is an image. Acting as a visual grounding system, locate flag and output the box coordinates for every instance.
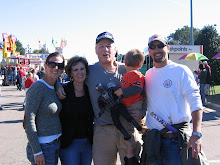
[39,40,41,49]
[52,38,55,47]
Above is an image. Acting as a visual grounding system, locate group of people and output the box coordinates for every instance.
[194,61,212,106]
[17,67,45,91]
[24,32,208,165]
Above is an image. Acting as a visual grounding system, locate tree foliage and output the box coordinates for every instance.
[195,25,220,84]
[0,42,3,49]
[168,25,200,45]
[33,44,49,54]
[15,40,25,55]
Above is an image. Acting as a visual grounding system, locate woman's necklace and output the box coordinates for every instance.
[74,88,84,92]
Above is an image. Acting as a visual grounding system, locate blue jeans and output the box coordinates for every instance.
[19,77,23,90]
[26,140,60,165]
[60,138,92,165]
[160,138,182,165]
[200,84,207,106]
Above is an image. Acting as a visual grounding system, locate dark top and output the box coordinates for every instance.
[198,69,207,84]
[59,82,94,148]
[205,65,211,84]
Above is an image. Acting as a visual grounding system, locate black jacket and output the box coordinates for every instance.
[59,82,94,148]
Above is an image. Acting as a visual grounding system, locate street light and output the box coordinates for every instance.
[190,0,194,45]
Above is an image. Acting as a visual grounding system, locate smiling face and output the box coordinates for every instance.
[148,40,170,68]
[44,55,64,80]
[71,62,87,84]
[95,39,116,65]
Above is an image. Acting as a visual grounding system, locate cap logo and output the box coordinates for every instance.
[96,32,114,43]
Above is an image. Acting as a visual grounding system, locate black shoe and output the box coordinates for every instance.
[124,156,140,165]
[0,107,3,110]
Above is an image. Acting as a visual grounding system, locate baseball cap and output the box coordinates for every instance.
[96,32,114,43]
[203,61,208,64]
[148,34,167,46]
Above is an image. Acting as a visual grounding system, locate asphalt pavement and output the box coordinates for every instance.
[0,85,219,164]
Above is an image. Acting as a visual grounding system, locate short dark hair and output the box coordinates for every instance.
[125,49,145,68]
[65,56,89,79]
[45,52,65,65]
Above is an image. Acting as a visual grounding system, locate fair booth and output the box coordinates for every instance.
[168,45,203,72]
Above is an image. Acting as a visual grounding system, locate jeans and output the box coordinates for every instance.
[19,78,23,90]
[26,140,60,165]
[159,138,182,165]
[60,138,92,165]
[200,84,207,106]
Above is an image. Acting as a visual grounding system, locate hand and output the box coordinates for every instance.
[129,109,143,122]
[187,135,202,159]
[114,88,123,97]
[34,154,45,165]
[56,85,66,100]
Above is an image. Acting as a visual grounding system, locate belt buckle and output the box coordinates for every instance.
[167,131,173,139]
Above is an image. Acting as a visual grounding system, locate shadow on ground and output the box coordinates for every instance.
[0,119,23,124]
[1,102,24,111]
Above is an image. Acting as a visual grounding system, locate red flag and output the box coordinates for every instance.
[39,41,41,49]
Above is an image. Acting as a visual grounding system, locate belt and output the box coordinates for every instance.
[97,124,114,127]
[161,132,178,139]
[45,138,60,144]
[74,136,87,139]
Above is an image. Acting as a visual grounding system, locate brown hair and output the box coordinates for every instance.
[45,52,65,65]
[65,56,89,79]
[125,49,145,68]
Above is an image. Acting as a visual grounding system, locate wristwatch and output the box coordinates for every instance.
[192,132,202,138]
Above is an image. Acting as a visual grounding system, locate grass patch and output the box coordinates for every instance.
[210,85,220,95]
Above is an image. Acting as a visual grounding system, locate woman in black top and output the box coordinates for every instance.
[59,56,94,165]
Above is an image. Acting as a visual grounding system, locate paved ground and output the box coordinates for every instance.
[0,85,220,164]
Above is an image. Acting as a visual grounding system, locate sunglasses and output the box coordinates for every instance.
[46,61,64,70]
[149,43,167,50]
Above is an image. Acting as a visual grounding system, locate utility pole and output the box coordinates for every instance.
[190,0,194,45]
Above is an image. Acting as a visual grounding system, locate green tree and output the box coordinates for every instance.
[33,44,49,53]
[0,42,3,49]
[195,25,220,84]
[168,25,200,45]
[15,40,25,55]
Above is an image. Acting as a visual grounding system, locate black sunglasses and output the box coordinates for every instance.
[46,61,64,70]
[149,43,167,50]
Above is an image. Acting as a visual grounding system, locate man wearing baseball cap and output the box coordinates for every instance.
[141,34,208,164]
[57,32,145,165]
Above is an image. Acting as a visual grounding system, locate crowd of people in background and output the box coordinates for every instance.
[193,60,212,106]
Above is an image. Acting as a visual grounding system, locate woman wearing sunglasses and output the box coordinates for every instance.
[59,56,94,165]
[25,52,65,165]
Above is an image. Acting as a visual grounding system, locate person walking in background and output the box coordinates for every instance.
[198,64,208,106]
[59,56,94,165]
[37,67,46,79]
[193,70,199,85]
[18,67,26,91]
[25,52,65,165]
[25,73,35,92]
[56,32,145,165]
[141,34,208,165]
[0,86,2,110]
[23,72,35,108]
[114,48,146,165]
[31,68,39,82]
[203,61,211,95]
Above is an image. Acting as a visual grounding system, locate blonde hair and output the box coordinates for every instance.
[125,49,145,68]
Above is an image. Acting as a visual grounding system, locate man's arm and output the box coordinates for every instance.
[187,109,203,159]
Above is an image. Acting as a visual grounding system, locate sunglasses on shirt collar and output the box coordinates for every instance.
[46,61,64,70]
[149,43,167,50]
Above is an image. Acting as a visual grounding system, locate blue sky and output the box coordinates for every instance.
[1,0,219,64]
